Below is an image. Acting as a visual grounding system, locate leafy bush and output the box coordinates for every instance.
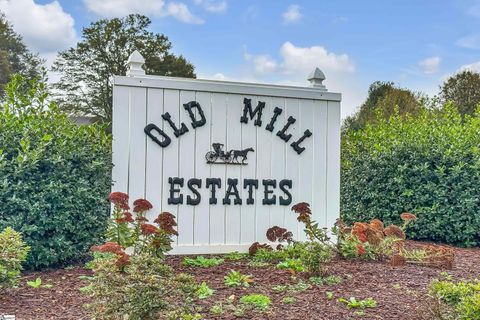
[0,75,112,269]
[0,227,30,289]
[85,198,200,320]
[85,252,200,320]
[341,105,480,246]
[427,277,480,320]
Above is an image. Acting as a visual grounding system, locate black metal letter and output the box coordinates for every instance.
[262,179,276,205]
[168,177,184,204]
[223,179,242,205]
[187,178,202,205]
[162,112,189,137]
[265,107,283,132]
[291,129,312,155]
[206,178,221,204]
[144,123,171,148]
[276,116,296,142]
[240,98,265,126]
[279,179,292,206]
[243,179,258,205]
[183,101,206,129]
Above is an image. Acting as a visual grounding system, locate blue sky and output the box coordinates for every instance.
[1,0,480,117]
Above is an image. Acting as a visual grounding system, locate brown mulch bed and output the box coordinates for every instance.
[1,242,479,320]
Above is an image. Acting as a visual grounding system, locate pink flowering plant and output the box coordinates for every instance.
[104,192,178,261]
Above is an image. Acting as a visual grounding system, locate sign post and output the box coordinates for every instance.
[112,50,341,254]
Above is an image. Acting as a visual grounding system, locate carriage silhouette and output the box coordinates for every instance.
[205,143,254,165]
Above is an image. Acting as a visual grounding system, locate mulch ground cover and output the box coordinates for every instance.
[1,241,479,320]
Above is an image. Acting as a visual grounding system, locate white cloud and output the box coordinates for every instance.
[419,56,441,74]
[458,61,480,73]
[456,34,480,49]
[0,0,76,55]
[166,2,204,24]
[282,4,301,24]
[239,42,361,117]
[280,41,355,74]
[83,0,204,24]
[193,0,227,13]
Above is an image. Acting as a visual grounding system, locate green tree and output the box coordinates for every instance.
[52,14,196,124]
[0,13,43,94]
[440,70,480,116]
[344,81,423,131]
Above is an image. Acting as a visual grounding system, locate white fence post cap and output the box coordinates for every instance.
[308,67,327,91]
[126,50,145,76]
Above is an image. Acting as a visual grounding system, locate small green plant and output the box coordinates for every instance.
[0,227,30,289]
[224,270,253,287]
[326,291,334,300]
[282,296,296,304]
[392,283,401,290]
[240,294,272,311]
[253,248,287,262]
[225,251,247,261]
[196,282,214,299]
[27,277,43,289]
[309,275,342,286]
[338,297,377,309]
[247,260,270,268]
[183,256,224,268]
[427,277,480,319]
[210,304,224,315]
[272,281,311,293]
[276,258,306,274]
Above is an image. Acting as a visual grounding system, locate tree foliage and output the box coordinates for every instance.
[0,75,112,269]
[0,13,43,94]
[52,14,196,124]
[440,70,480,117]
[343,81,423,131]
[341,104,480,247]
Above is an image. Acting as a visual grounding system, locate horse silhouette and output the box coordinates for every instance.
[230,147,254,164]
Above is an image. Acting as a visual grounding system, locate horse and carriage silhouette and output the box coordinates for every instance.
[205,143,254,165]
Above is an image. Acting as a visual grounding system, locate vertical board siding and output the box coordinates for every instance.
[162,89,181,244]
[326,100,341,229]
[112,86,130,194]
[312,100,328,228]
[178,90,196,246]
[270,97,286,229]
[209,93,227,244]
[113,80,340,254]
[240,95,257,244]
[145,88,164,222]
[128,87,147,202]
[193,91,212,245]
[225,94,242,244]
[255,95,273,243]
[284,98,301,240]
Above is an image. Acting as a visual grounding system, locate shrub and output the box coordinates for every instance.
[341,105,480,246]
[0,227,30,289]
[427,277,480,319]
[0,75,112,269]
[85,252,200,320]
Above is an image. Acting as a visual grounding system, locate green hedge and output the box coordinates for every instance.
[341,104,480,247]
[0,75,112,269]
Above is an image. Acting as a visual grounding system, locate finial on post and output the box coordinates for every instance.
[126,50,145,76]
[308,67,327,91]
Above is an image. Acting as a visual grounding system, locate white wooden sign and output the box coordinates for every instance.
[112,51,341,254]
